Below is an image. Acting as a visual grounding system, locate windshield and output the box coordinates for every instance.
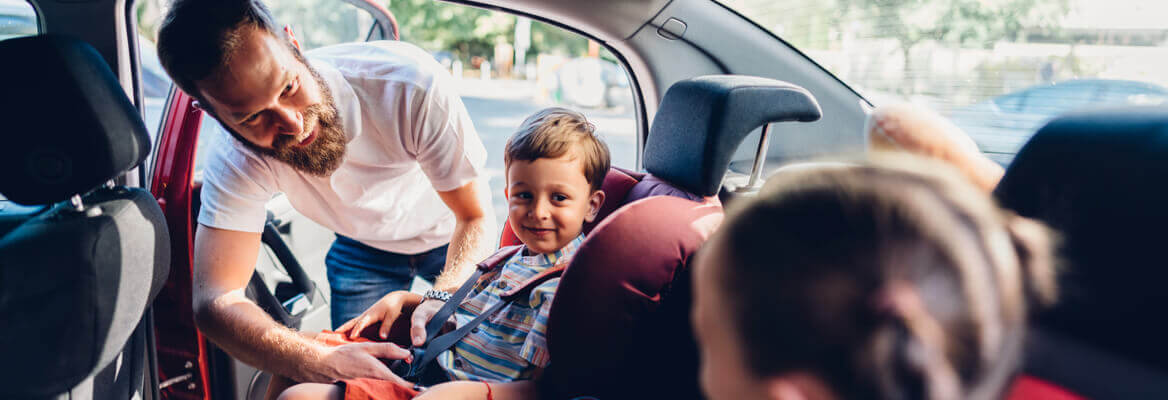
[720,0,1168,164]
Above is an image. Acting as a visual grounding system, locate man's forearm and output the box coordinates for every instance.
[432,217,493,292]
[195,290,332,383]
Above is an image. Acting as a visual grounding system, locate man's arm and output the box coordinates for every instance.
[193,224,411,384]
[409,179,495,345]
[431,179,494,291]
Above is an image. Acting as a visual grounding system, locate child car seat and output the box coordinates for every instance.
[498,75,822,399]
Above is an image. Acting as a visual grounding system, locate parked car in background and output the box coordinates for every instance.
[950,79,1168,164]
[554,56,631,109]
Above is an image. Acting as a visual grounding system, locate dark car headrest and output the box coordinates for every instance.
[995,107,1168,376]
[643,75,821,196]
[0,35,151,206]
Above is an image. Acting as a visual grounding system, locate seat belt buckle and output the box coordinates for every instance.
[385,347,426,382]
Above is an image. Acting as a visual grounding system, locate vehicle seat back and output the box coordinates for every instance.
[536,75,821,399]
[0,34,170,399]
[995,107,1168,398]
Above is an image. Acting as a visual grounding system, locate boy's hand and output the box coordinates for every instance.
[410,299,446,347]
[335,290,422,340]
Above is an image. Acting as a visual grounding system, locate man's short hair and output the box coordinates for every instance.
[156,0,283,101]
[505,107,611,192]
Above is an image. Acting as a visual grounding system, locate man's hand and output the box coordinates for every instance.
[315,342,414,387]
[194,225,411,383]
[335,291,422,340]
[409,299,447,347]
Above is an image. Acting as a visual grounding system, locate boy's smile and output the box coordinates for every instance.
[506,152,605,254]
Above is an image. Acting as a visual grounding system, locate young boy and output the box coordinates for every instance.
[279,107,609,400]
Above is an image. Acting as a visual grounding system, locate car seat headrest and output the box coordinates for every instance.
[995,106,1168,372]
[644,75,821,196]
[0,35,151,206]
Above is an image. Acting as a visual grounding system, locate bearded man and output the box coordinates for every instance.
[156,0,496,384]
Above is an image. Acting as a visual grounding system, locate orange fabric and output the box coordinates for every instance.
[341,378,418,400]
[311,331,419,400]
[1006,375,1085,400]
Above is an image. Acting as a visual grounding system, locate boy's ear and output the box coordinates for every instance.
[584,190,606,223]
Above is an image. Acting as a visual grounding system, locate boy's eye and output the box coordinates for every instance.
[552,194,568,202]
[513,192,532,200]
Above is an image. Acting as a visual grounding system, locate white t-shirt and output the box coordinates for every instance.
[197,41,493,254]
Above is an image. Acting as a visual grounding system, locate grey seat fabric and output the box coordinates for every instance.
[0,35,169,399]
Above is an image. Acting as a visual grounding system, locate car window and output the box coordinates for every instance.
[0,0,35,42]
[0,0,38,201]
[719,0,1168,165]
[164,1,638,230]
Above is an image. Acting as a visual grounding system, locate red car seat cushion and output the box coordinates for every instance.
[539,195,723,399]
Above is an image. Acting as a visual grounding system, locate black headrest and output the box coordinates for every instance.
[995,107,1168,372]
[0,35,150,206]
[643,75,821,196]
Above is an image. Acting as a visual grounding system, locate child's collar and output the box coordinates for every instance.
[520,234,586,265]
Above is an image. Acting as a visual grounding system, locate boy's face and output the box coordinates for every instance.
[506,152,605,254]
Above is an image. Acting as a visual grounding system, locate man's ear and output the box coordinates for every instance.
[584,190,606,223]
[284,25,302,51]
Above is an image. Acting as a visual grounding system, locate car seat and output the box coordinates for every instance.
[495,75,821,399]
[0,35,170,399]
[996,107,1168,398]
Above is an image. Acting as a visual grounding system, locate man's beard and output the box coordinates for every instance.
[238,65,347,176]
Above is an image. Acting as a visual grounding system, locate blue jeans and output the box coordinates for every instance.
[325,235,448,329]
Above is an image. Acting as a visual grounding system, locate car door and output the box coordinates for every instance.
[145,2,388,399]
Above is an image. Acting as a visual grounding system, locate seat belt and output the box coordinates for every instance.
[389,245,566,383]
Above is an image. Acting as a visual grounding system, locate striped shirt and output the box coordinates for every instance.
[436,235,584,382]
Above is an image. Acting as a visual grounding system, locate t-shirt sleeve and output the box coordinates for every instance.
[407,68,487,192]
[196,131,277,233]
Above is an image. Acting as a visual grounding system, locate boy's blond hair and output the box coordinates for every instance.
[505,107,610,192]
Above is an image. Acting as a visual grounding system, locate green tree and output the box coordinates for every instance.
[835,0,1069,93]
[385,0,593,64]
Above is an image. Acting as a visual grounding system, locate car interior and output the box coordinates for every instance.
[2,0,1168,399]
[0,34,170,399]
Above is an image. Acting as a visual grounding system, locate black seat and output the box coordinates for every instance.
[0,34,170,399]
[995,107,1168,398]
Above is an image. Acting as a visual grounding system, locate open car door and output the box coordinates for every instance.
[148,3,400,399]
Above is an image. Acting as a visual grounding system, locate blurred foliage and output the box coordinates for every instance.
[386,0,592,63]
[135,0,610,65]
[724,0,1070,94]
[135,0,370,49]
[833,0,1070,51]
